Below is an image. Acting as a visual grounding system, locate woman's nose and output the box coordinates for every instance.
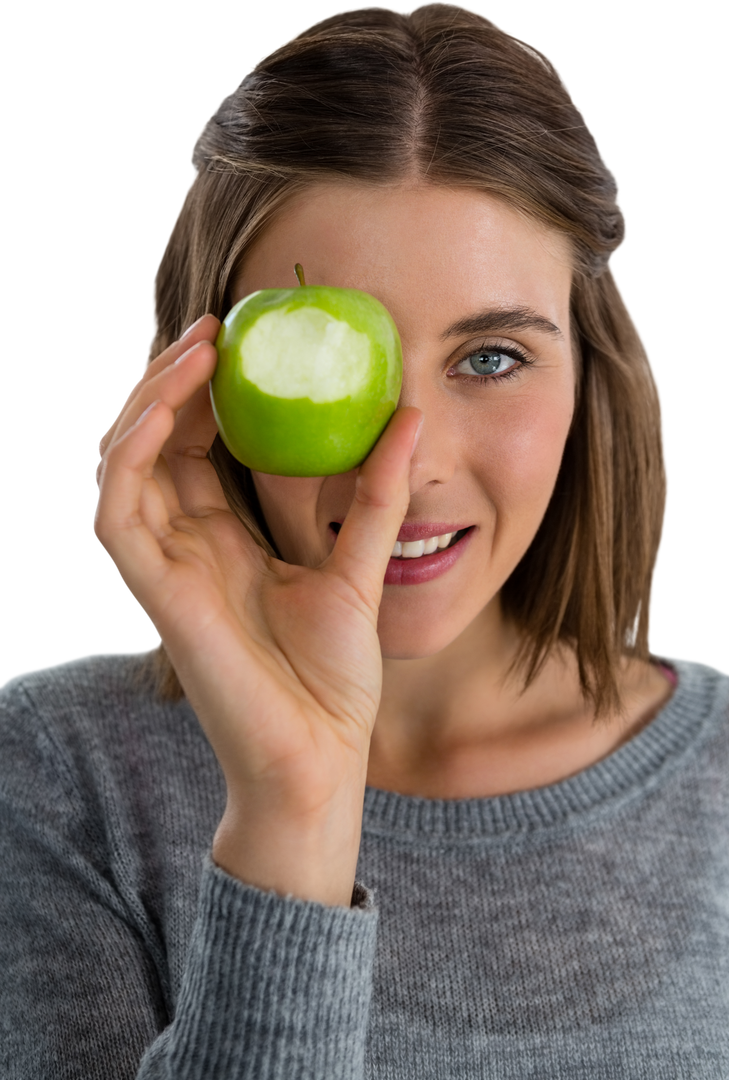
[397,379,456,495]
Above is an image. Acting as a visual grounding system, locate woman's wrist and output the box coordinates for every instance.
[212,796,365,908]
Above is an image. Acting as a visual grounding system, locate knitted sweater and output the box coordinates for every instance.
[1,654,728,1078]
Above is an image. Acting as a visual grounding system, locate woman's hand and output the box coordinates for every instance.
[95,316,421,906]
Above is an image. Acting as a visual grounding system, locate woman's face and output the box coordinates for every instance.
[232,182,575,659]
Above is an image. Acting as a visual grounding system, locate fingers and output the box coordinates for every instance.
[324,407,422,603]
[161,379,228,516]
[153,314,220,374]
[98,315,220,459]
[95,332,223,592]
[95,400,179,600]
[97,337,218,491]
[95,325,266,623]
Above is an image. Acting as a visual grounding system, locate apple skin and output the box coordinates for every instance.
[210,285,403,476]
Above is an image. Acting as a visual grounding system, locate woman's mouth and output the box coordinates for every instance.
[389,528,468,559]
[329,522,475,585]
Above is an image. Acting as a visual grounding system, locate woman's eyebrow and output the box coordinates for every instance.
[441,307,563,340]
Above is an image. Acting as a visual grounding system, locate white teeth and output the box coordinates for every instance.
[390,531,461,559]
[401,540,425,557]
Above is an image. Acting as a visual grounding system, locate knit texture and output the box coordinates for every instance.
[1,654,728,1078]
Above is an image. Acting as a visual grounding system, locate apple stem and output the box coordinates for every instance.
[294,263,306,287]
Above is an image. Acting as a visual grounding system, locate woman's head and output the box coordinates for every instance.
[153,4,665,713]
[156,6,626,344]
[233,181,575,658]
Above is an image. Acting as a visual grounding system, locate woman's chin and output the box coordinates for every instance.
[376,582,505,662]
[377,615,471,661]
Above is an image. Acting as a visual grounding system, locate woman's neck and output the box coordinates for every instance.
[368,608,674,799]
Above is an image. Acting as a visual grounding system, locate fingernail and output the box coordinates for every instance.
[410,416,424,458]
[174,343,196,365]
[137,400,160,425]
[180,316,205,343]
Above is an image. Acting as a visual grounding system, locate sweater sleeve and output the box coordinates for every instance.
[140,859,378,1078]
[0,678,378,1079]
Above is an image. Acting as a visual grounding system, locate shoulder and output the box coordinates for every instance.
[2,652,163,716]
[0,653,212,799]
[654,656,729,778]
[1,643,160,738]
[664,656,728,714]
[0,654,223,879]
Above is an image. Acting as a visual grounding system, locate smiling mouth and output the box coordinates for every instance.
[328,520,473,557]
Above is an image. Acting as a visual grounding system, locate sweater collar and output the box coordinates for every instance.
[362,659,728,841]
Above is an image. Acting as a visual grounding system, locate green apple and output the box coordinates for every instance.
[210,266,403,476]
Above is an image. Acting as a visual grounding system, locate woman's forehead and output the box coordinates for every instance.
[233,181,573,338]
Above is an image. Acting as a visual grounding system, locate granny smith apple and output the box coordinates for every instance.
[210,267,403,476]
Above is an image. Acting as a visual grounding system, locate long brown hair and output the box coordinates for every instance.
[151,4,665,715]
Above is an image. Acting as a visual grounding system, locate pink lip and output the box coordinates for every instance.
[330,519,470,543]
[384,527,474,585]
[328,520,475,583]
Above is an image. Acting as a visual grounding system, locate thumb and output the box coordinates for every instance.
[323,407,422,605]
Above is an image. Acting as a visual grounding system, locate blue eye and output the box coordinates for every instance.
[460,350,518,376]
[447,343,534,385]
[470,351,511,375]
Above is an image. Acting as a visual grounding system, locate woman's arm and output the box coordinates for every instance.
[0,673,378,1079]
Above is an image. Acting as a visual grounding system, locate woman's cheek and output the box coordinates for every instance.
[468,386,574,537]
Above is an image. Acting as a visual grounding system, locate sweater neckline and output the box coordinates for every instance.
[362,659,725,841]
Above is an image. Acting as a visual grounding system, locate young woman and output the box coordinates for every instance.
[2,5,728,1077]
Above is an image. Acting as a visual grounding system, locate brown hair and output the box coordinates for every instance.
[150,4,665,715]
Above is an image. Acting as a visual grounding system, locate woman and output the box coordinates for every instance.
[2,5,727,1076]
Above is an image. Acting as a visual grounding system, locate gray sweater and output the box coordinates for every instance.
[1,654,728,1078]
